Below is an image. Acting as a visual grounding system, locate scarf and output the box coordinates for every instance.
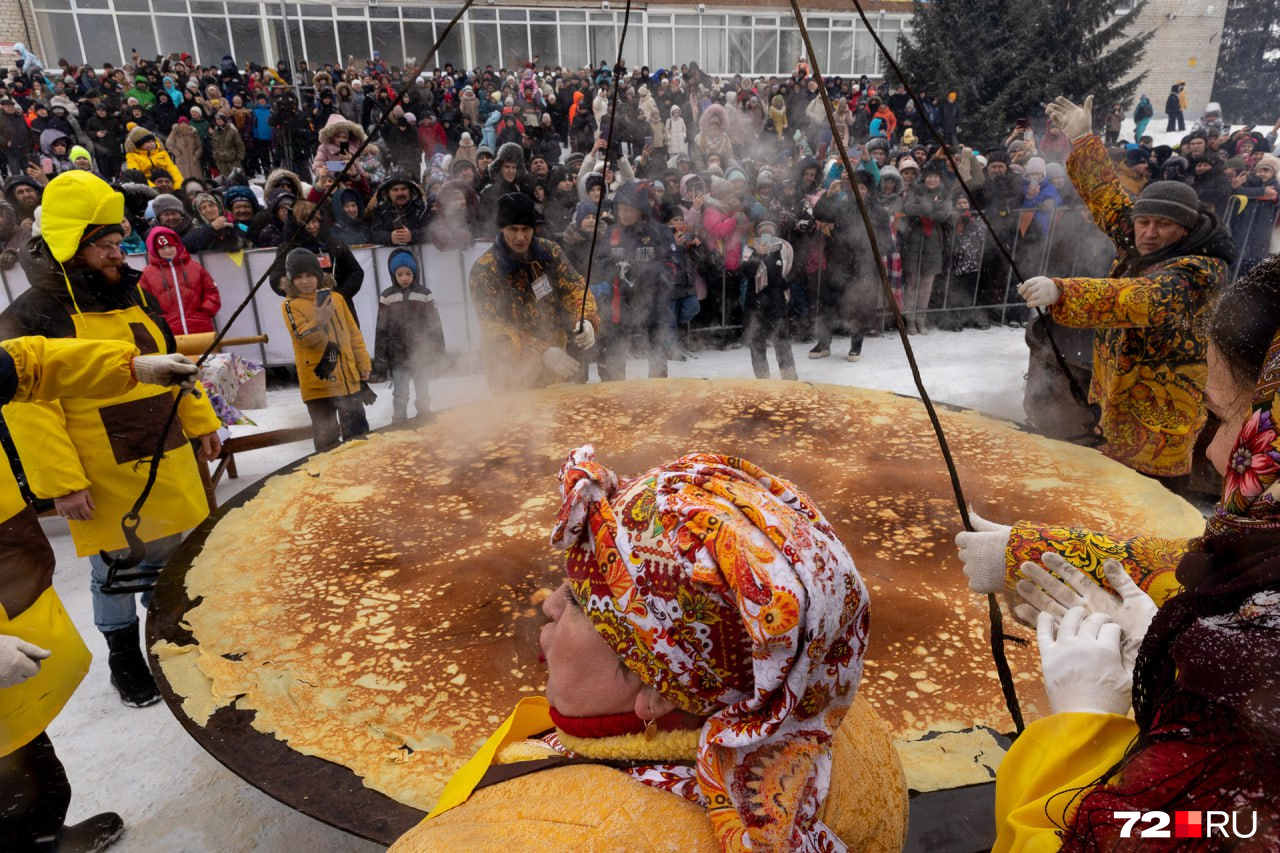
[551,446,870,851]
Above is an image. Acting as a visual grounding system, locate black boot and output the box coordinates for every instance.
[103,622,160,708]
[57,812,124,852]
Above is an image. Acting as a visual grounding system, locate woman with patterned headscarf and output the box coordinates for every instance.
[392,448,908,851]
[978,255,1280,850]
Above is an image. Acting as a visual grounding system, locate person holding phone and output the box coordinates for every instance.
[280,248,371,452]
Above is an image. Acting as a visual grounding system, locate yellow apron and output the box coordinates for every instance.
[0,465,90,757]
[58,303,208,555]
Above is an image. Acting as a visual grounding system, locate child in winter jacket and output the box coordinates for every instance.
[139,226,222,334]
[372,249,446,421]
[124,125,184,187]
[281,248,371,452]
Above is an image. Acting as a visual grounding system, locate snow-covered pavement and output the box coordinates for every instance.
[45,326,1030,852]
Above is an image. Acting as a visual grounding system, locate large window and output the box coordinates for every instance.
[25,1,913,79]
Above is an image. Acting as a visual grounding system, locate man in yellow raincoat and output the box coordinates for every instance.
[0,170,222,709]
[0,336,196,851]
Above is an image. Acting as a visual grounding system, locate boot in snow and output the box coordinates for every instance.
[103,622,160,708]
[57,812,124,852]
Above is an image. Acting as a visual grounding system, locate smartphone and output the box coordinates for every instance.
[686,178,705,197]
[315,288,332,305]
[326,160,346,172]
[643,135,653,147]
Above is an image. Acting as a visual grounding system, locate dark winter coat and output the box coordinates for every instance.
[899,182,952,278]
[372,254,446,373]
[368,174,430,246]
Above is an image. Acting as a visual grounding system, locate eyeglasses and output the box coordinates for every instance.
[89,240,124,255]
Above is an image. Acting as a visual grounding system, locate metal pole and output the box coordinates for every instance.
[279,0,302,106]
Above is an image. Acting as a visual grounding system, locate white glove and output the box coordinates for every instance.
[574,320,596,349]
[133,353,199,388]
[1017,276,1061,309]
[1038,606,1132,716]
[1015,554,1157,674]
[1046,94,1094,143]
[0,635,50,688]
[541,346,581,380]
[954,508,1013,594]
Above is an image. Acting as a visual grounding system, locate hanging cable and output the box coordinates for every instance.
[101,2,478,581]
[842,0,1091,414]
[578,0,635,328]
[787,0,1025,734]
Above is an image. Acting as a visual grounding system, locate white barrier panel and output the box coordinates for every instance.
[0,241,491,366]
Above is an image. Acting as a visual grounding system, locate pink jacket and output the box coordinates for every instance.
[701,203,746,271]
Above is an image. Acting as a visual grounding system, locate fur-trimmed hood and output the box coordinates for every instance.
[318,114,366,145]
[265,168,303,199]
[490,141,527,181]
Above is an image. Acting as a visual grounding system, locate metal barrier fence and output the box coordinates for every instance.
[0,201,1270,363]
[0,243,491,367]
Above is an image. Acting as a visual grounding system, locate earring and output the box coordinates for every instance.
[644,707,656,741]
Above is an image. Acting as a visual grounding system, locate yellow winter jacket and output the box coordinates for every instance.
[124,125,184,186]
[281,287,371,401]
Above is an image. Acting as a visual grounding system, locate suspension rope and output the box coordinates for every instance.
[109,1,478,557]
[841,0,1092,413]
[787,0,1026,735]
[577,0,635,328]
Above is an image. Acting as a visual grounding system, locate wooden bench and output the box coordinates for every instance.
[198,426,315,510]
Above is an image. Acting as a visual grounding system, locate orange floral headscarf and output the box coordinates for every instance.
[551,446,870,851]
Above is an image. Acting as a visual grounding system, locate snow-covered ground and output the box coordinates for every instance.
[45,326,1030,851]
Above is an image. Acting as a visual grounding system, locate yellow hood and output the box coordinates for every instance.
[41,171,125,263]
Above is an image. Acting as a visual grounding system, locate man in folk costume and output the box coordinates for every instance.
[468,193,599,393]
[0,171,223,708]
[1019,95,1235,485]
[1,336,196,851]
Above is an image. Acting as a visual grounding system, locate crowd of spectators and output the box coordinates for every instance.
[0,42,1275,353]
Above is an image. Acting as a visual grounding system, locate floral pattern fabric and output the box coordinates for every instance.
[1054,135,1228,476]
[1006,520,1189,606]
[551,446,870,852]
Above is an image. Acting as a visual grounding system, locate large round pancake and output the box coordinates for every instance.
[155,379,1205,811]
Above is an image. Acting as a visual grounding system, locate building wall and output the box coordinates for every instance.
[1122,0,1227,117]
[0,0,40,64]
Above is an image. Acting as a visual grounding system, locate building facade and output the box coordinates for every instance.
[0,0,1226,116]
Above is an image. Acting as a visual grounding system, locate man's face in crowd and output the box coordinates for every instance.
[231,199,255,221]
[616,202,641,227]
[501,161,518,182]
[1187,137,1206,157]
[13,185,37,209]
[389,184,412,206]
[343,199,360,219]
[530,159,548,178]
[477,155,493,173]
[1195,160,1214,176]
[158,209,185,229]
[501,224,534,255]
[1133,215,1189,256]
[802,166,818,187]
[987,161,1008,178]
[153,174,175,193]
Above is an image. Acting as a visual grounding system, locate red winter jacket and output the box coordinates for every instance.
[139,226,222,334]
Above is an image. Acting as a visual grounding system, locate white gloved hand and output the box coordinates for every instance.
[1016,554,1157,674]
[954,508,1014,594]
[541,346,581,380]
[1039,607,1131,715]
[1017,276,1061,308]
[1046,94,1094,143]
[574,320,596,349]
[133,353,199,388]
[0,635,50,688]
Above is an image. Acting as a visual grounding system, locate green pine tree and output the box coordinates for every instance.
[1211,0,1280,123]
[899,0,1153,147]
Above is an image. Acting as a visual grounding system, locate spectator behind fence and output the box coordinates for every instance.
[139,226,222,335]
[372,248,445,422]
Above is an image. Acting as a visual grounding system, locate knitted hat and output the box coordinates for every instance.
[1132,181,1201,229]
[1023,156,1047,177]
[573,201,597,227]
[1257,154,1280,174]
[285,247,324,279]
[496,192,538,228]
[552,447,868,851]
[388,247,418,280]
[897,156,920,173]
[152,193,185,215]
[1046,162,1067,182]
[150,228,180,250]
[1125,147,1149,167]
[40,171,126,263]
[709,176,736,201]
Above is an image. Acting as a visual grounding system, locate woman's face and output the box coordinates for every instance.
[198,200,219,220]
[540,582,642,717]
[1205,343,1255,475]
